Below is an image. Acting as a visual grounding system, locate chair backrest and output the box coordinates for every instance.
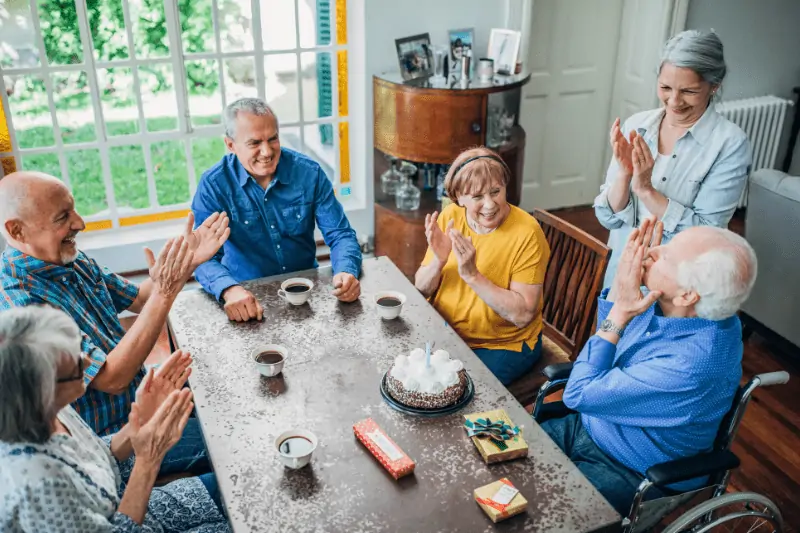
[531,209,611,359]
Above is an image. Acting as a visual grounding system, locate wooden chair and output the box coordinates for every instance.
[507,209,611,407]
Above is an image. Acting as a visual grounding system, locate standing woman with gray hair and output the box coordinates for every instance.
[595,30,751,286]
[0,306,229,532]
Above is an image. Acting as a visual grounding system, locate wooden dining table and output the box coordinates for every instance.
[168,256,620,532]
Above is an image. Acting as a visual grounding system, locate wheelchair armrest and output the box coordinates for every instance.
[543,362,574,382]
[645,450,740,487]
[534,401,576,423]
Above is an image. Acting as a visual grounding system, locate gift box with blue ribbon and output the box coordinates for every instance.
[463,409,528,464]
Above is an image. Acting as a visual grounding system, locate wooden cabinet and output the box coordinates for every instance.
[373,73,531,279]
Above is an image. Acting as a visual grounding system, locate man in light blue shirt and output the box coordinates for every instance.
[541,218,757,515]
[192,98,362,321]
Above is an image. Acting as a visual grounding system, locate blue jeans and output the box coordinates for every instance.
[198,473,225,514]
[473,334,542,385]
[158,417,211,477]
[540,413,654,516]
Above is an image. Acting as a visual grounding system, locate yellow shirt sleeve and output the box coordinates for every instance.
[509,221,550,286]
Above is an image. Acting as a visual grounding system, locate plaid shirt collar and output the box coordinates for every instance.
[4,246,92,281]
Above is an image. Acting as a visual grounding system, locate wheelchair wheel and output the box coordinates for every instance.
[662,492,783,533]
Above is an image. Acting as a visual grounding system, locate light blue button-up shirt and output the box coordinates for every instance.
[563,290,742,491]
[594,106,751,286]
[192,149,362,300]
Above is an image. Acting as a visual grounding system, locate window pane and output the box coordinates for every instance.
[220,0,253,52]
[303,124,334,179]
[139,64,177,132]
[110,145,149,210]
[179,0,215,54]
[87,0,129,61]
[299,0,332,48]
[192,137,227,178]
[1,0,41,68]
[21,152,60,176]
[7,75,55,149]
[151,140,190,205]
[52,71,96,144]
[279,125,301,153]
[67,149,107,216]
[98,67,139,137]
[185,60,222,127]
[37,0,84,65]
[300,52,332,121]
[224,57,258,104]
[261,0,296,51]
[264,54,299,123]
[129,0,169,58]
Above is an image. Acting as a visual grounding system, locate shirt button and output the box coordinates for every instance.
[672,154,677,159]
[282,267,286,271]
[646,332,651,337]
[244,220,249,225]
[662,177,667,181]
[271,225,275,229]
[277,245,281,249]
[296,214,301,219]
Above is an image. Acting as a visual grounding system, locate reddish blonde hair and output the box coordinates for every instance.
[443,147,510,202]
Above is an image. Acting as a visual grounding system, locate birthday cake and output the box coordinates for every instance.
[385,347,468,409]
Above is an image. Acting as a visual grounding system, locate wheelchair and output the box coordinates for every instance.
[532,363,789,533]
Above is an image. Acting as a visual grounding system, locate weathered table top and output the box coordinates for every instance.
[168,257,619,533]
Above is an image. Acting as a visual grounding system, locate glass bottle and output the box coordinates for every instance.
[380,156,404,196]
[435,164,448,201]
[395,177,421,211]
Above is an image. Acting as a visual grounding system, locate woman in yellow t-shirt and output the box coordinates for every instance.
[415,147,550,385]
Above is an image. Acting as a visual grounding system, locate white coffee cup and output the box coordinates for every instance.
[374,290,406,320]
[252,344,287,377]
[275,429,318,469]
[278,278,314,306]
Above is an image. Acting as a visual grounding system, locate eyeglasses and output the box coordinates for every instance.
[57,355,85,383]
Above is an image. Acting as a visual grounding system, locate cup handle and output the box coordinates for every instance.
[278,289,287,301]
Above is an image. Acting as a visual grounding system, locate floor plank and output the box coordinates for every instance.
[548,206,800,532]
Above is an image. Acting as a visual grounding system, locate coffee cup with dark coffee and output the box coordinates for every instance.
[252,344,287,377]
[274,428,318,469]
[278,278,314,306]
[373,290,407,320]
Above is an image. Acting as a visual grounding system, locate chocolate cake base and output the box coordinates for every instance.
[385,369,468,409]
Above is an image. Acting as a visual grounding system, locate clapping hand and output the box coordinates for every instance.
[449,228,479,282]
[608,217,663,326]
[184,212,231,268]
[129,389,194,467]
[630,132,655,196]
[610,117,635,178]
[144,237,195,299]
[425,212,453,265]
[134,349,193,427]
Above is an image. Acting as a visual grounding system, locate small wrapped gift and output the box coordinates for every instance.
[474,478,528,523]
[353,418,415,479]
[464,409,528,464]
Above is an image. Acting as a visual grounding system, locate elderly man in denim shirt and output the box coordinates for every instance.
[192,98,363,321]
[540,218,757,515]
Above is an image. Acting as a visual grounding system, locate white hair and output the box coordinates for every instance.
[0,306,82,443]
[660,29,726,100]
[0,177,28,238]
[223,97,277,139]
[677,229,757,320]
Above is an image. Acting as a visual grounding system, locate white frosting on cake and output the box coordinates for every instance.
[390,348,462,394]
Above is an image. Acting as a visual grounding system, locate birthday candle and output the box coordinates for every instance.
[425,342,431,369]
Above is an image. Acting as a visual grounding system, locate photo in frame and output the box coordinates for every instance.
[395,33,434,81]
[487,28,521,75]
[448,27,474,77]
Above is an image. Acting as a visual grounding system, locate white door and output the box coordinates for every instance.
[518,0,675,211]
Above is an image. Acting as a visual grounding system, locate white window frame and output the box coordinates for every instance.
[0,0,367,271]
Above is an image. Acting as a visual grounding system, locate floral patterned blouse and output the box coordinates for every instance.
[0,407,229,532]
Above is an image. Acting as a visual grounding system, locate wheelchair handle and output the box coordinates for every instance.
[755,371,790,387]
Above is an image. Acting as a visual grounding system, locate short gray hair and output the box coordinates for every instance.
[0,306,82,443]
[677,229,757,320]
[0,175,30,232]
[223,97,277,139]
[660,30,727,91]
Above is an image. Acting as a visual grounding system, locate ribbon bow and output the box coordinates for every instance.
[464,417,520,451]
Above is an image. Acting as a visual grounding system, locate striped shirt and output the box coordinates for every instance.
[0,247,144,436]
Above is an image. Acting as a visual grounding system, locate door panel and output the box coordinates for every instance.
[519,0,624,210]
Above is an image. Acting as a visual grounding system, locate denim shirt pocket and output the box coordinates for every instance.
[280,202,312,236]
[230,208,266,237]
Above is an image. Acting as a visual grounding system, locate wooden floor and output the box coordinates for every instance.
[549,206,800,532]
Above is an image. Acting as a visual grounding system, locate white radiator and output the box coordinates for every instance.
[715,95,793,207]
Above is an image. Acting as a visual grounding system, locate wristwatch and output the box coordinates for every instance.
[599,318,625,337]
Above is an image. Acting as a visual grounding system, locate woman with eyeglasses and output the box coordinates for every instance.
[0,306,229,532]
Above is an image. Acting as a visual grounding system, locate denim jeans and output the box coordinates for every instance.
[540,413,651,516]
[473,334,542,385]
[198,473,225,514]
[158,417,211,477]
